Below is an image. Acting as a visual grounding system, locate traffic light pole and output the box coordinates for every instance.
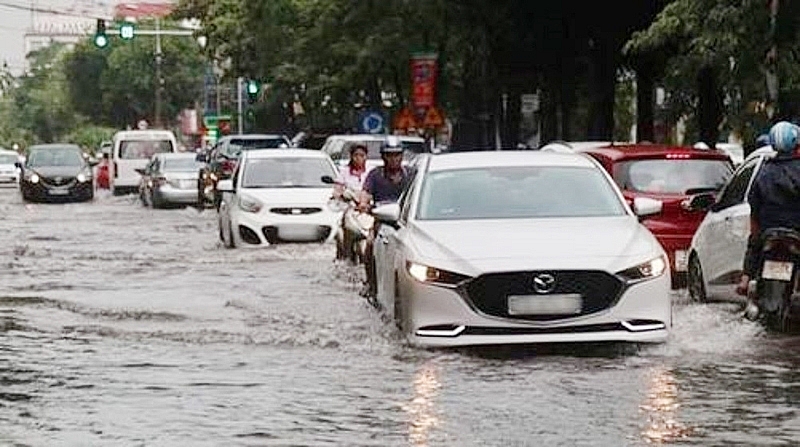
[154,17,163,128]
[237,76,244,134]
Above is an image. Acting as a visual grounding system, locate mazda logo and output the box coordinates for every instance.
[532,273,556,294]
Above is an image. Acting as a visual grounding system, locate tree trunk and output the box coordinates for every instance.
[587,36,617,140]
[636,63,655,142]
[697,65,722,147]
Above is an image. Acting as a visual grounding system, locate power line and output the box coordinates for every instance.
[0,0,107,20]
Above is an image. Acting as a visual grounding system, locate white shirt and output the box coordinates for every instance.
[336,165,367,192]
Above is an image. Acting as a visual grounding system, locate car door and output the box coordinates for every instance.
[699,156,761,298]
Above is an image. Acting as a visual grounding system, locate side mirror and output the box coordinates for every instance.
[682,192,716,212]
[321,175,335,184]
[373,203,400,224]
[217,179,235,193]
[134,168,146,176]
[195,152,206,163]
[632,197,662,218]
[14,161,22,169]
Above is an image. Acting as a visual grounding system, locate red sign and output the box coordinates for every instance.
[393,106,419,131]
[410,53,438,109]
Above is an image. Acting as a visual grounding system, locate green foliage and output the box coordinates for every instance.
[64,125,117,154]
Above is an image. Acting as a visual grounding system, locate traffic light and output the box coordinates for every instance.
[120,22,135,40]
[94,19,108,48]
[246,80,259,102]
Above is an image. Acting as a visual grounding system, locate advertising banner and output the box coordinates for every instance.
[410,52,438,109]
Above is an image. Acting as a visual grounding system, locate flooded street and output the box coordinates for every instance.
[0,185,798,446]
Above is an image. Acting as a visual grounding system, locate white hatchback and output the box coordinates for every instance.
[687,146,776,302]
[217,149,340,247]
[372,151,671,347]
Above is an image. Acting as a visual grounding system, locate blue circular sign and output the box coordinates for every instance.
[359,111,385,134]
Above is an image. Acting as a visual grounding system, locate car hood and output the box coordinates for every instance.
[406,216,662,274]
[29,166,84,178]
[239,186,333,205]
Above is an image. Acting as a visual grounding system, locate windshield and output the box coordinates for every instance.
[0,154,17,164]
[402,140,427,154]
[417,166,626,220]
[615,159,732,194]
[119,140,174,160]
[225,138,288,158]
[26,148,84,168]
[242,157,335,188]
[163,158,203,172]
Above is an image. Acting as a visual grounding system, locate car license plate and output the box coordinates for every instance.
[507,294,582,316]
[674,250,688,272]
[48,189,69,195]
[762,260,793,281]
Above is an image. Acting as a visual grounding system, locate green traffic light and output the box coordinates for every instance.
[247,81,259,95]
[94,34,108,48]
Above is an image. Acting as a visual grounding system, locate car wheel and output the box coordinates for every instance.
[687,254,708,303]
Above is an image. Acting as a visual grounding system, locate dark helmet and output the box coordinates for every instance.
[380,135,404,154]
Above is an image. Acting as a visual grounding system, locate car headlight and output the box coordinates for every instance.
[238,194,263,213]
[28,173,39,184]
[407,261,471,287]
[617,256,668,282]
[77,172,91,183]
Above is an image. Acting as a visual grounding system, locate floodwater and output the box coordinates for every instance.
[0,185,798,446]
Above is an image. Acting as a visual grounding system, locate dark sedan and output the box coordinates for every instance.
[18,144,96,202]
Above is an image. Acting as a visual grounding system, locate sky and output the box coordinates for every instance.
[0,0,116,74]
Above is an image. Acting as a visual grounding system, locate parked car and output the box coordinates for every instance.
[545,142,734,288]
[217,149,340,247]
[0,148,20,184]
[18,144,96,202]
[370,150,670,347]
[694,142,745,166]
[137,152,204,208]
[109,130,178,196]
[686,146,776,302]
[197,134,292,208]
[319,134,428,172]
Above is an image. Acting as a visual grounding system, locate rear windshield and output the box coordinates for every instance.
[615,159,732,194]
[0,154,17,164]
[119,140,174,159]
[163,158,203,172]
[342,140,427,160]
[224,138,288,157]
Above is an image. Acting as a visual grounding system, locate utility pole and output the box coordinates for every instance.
[154,17,163,128]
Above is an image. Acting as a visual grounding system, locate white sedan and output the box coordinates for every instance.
[217,149,341,247]
[687,146,775,302]
[372,151,671,347]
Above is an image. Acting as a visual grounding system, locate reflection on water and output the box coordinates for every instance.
[403,360,442,446]
[641,366,694,443]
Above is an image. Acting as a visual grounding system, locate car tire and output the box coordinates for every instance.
[687,254,708,303]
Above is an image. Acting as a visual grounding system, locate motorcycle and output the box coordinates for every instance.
[328,188,374,264]
[747,227,800,333]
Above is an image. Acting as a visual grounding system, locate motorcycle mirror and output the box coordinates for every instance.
[682,192,716,212]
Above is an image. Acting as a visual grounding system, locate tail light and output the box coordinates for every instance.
[113,161,118,178]
[221,160,236,175]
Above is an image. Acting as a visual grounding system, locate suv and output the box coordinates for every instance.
[548,142,734,287]
[197,134,291,207]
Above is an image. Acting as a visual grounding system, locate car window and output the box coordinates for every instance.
[164,158,203,172]
[328,140,345,161]
[0,153,17,164]
[614,159,732,194]
[714,157,760,210]
[119,140,174,160]
[399,170,420,223]
[223,138,288,158]
[416,166,626,220]
[242,157,336,188]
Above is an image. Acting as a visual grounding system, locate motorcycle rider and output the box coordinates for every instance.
[736,121,800,316]
[358,136,416,298]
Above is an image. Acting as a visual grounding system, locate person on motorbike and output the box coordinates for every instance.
[333,143,368,199]
[736,121,800,314]
[358,136,416,298]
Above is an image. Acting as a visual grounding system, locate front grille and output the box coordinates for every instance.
[42,176,76,187]
[464,270,624,321]
[270,207,322,215]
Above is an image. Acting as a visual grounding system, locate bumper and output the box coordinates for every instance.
[21,181,93,201]
[654,235,693,286]
[398,268,671,348]
[155,185,198,205]
[232,208,341,245]
[0,173,18,183]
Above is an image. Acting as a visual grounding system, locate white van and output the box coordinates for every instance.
[109,130,178,195]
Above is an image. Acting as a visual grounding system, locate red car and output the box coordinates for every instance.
[574,143,734,288]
